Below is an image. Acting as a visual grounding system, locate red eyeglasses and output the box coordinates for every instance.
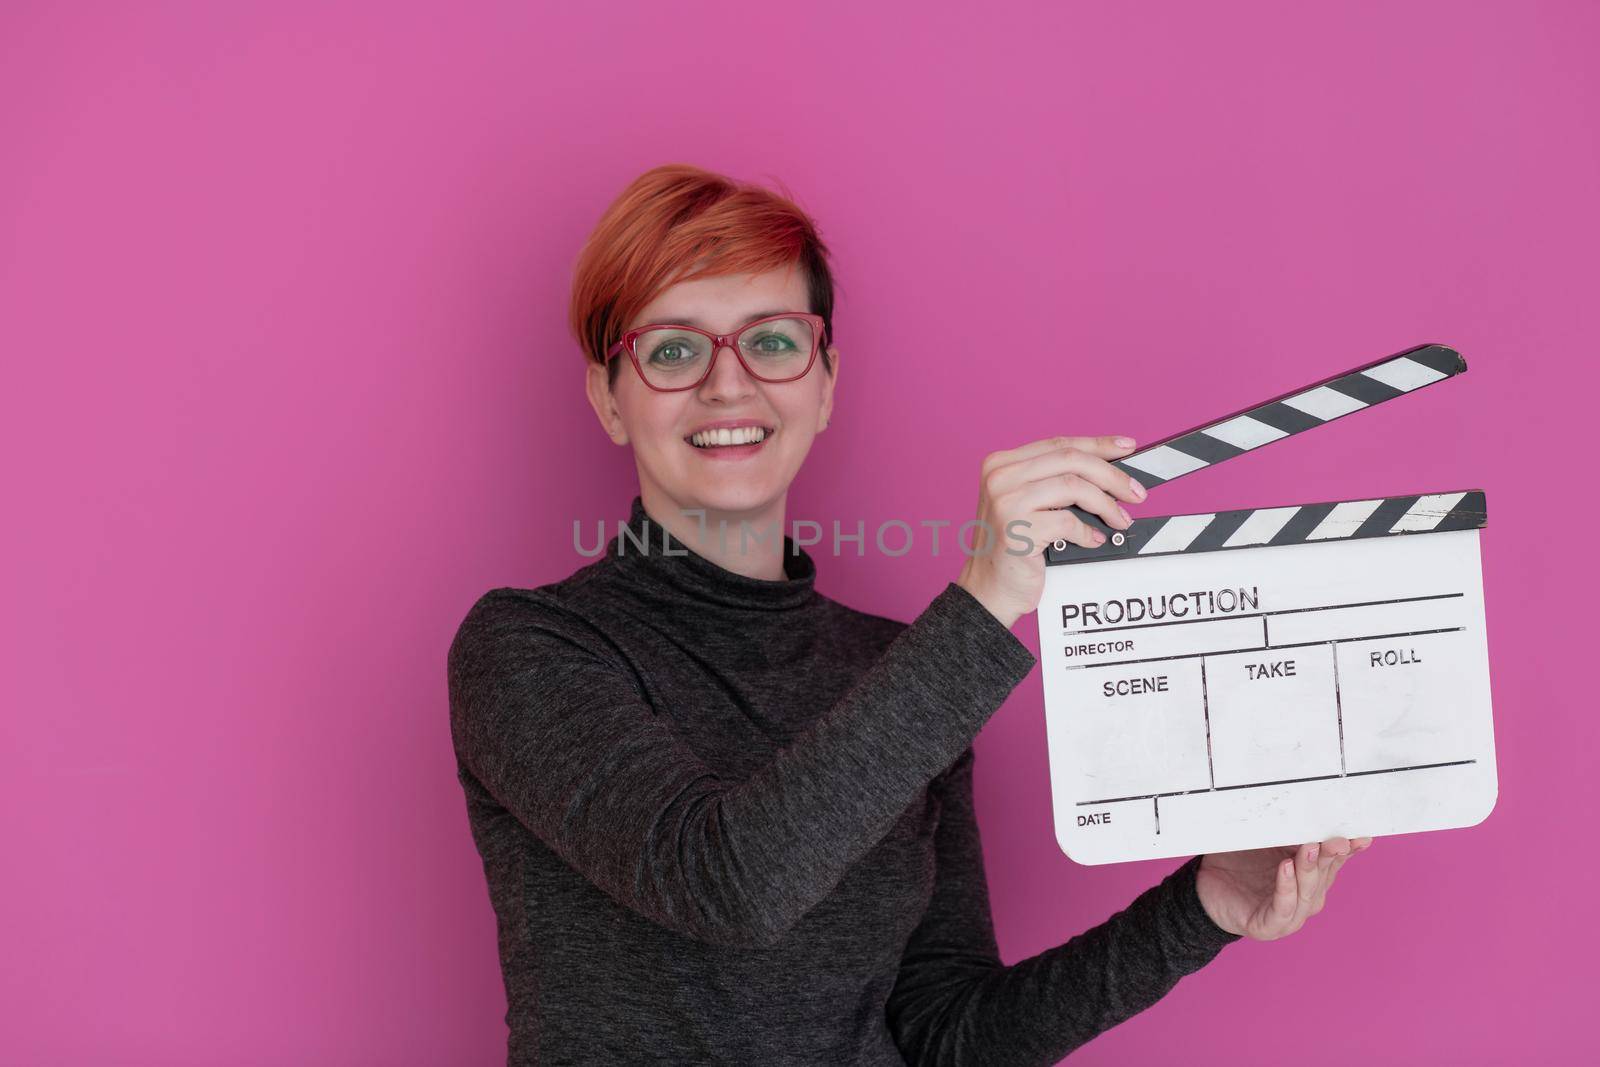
[605,312,827,392]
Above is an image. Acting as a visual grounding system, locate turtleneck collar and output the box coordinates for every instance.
[607,494,818,611]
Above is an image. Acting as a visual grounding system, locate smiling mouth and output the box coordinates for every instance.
[686,426,774,449]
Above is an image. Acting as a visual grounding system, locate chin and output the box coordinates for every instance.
[685,484,782,516]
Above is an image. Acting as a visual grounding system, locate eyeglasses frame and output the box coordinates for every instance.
[605,312,828,393]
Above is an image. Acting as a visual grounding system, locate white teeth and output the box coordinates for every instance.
[690,426,769,448]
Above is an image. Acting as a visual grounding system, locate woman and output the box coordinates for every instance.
[447,164,1371,1065]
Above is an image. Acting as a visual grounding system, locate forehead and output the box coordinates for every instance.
[631,265,808,332]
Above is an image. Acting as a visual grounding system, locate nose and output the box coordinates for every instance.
[697,341,757,402]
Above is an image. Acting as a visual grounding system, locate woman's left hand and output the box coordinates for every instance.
[1195,837,1374,940]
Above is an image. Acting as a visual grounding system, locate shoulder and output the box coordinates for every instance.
[447,554,625,665]
[445,559,650,747]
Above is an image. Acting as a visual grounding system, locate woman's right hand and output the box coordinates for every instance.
[955,434,1148,629]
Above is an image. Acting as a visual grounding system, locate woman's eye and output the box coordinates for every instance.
[649,344,689,364]
[748,333,796,352]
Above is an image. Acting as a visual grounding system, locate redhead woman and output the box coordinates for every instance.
[447,164,1371,1065]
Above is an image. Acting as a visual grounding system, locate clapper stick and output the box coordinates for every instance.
[1053,343,1468,554]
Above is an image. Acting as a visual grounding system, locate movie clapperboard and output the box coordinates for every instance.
[1037,344,1495,864]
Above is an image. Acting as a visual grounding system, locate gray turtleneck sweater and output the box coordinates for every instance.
[447,495,1239,1065]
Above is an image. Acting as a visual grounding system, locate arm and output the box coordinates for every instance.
[887,747,1239,1066]
[447,581,1037,950]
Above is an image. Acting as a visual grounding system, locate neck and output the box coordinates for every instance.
[638,484,789,581]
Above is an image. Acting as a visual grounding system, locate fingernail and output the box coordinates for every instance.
[1118,506,1132,527]
[1114,436,1136,448]
[1308,844,1319,862]
[1127,477,1146,500]
[1092,529,1106,544]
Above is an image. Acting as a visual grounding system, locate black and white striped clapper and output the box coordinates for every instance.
[1045,344,1484,564]
[1038,343,1496,867]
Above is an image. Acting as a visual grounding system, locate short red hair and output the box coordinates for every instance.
[568,163,838,385]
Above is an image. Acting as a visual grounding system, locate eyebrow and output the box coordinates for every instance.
[644,309,796,330]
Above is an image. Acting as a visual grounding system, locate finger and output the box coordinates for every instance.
[1018,473,1134,531]
[985,434,1139,477]
[1270,856,1298,924]
[1016,505,1107,552]
[1319,836,1351,871]
[1295,842,1322,912]
[1313,850,1359,915]
[1353,836,1374,852]
[1312,851,1353,912]
[1326,850,1352,887]
[990,443,1148,505]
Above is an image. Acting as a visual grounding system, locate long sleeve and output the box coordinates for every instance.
[886,746,1240,1066]
[447,580,1038,950]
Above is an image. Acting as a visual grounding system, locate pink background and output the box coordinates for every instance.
[3,2,1594,1063]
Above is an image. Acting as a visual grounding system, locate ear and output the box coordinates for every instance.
[817,345,840,431]
[585,360,629,445]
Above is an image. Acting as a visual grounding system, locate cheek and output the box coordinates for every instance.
[618,393,688,450]
[771,386,826,435]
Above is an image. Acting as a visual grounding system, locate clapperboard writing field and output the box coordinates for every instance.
[1038,344,1496,864]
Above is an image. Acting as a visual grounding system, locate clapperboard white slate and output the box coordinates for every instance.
[1038,344,1496,864]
